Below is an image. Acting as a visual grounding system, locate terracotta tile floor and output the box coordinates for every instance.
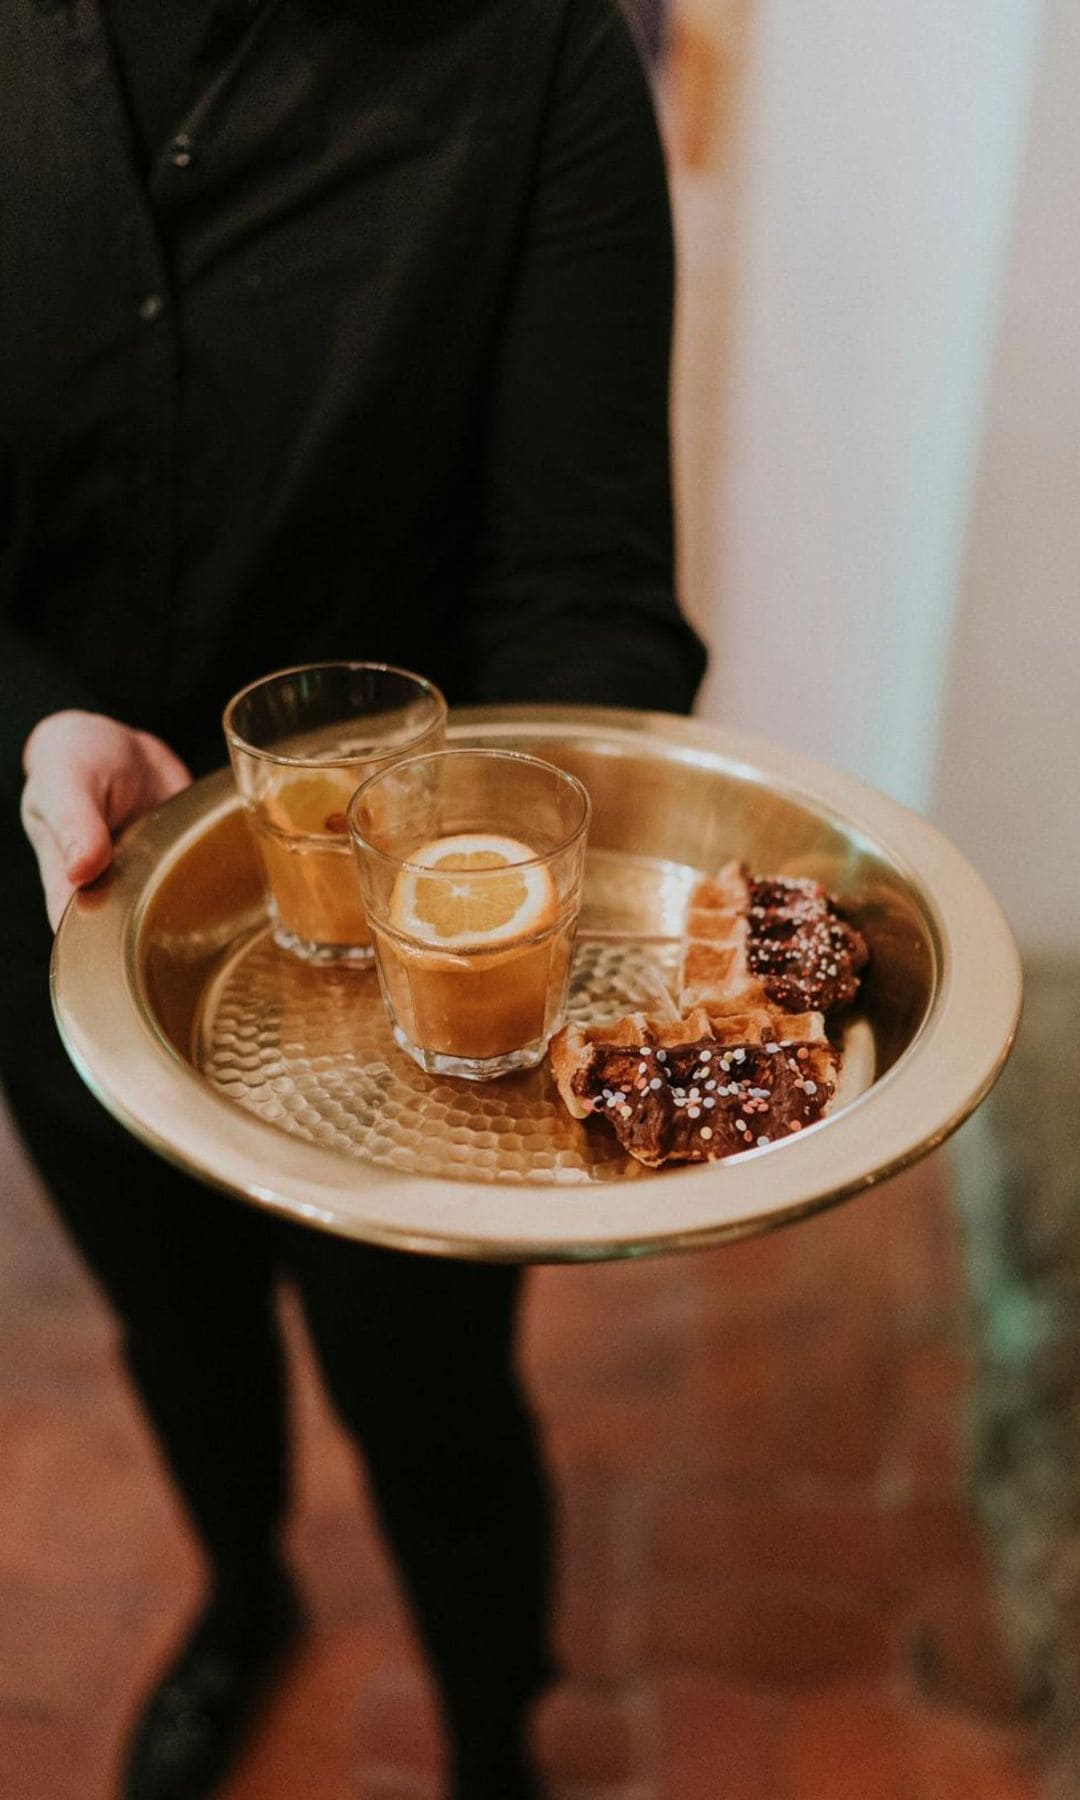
[0,1105,1046,1799]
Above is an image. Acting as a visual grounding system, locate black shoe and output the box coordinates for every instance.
[450,1746,545,1800]
[123,1568,301,1800]
[451,1773,545,1800]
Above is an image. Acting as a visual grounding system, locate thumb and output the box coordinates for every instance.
[43,787,114,885]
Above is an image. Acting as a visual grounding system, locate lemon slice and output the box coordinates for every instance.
[390,833,557,949]
[263,770,357,836]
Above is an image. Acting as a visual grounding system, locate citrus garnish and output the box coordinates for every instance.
[263,771,357,836]
[390,833,556,948]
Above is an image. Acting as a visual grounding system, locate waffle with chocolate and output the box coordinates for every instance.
[678,860,868,1017]
[549,1007,839,1167]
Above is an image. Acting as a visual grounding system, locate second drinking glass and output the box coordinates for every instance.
[224,663,447,963]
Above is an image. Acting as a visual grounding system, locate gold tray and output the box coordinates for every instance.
[52,706,1021,1262]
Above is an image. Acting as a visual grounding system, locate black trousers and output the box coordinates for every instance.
[2,1023,554,1745]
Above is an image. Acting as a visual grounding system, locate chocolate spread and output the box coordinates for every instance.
[570,1032,835,1166]
[746,877,867,1014]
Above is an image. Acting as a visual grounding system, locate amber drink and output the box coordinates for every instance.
[224,664,446,963]
[348,750,590,1079]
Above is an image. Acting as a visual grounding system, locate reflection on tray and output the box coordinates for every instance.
[193,848,875,1189]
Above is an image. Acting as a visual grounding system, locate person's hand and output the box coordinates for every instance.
[21,710,192,930]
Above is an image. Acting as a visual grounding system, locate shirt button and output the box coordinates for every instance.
[169,133,193,169]
[138,293,165,323]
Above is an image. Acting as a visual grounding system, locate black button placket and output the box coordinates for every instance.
[65,0,180,716]
[138,0,283,715]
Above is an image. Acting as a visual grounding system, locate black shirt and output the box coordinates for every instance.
[0,0,705,970]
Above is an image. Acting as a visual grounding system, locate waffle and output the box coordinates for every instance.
[678,860,868,1018]
[549,1006,839,1167]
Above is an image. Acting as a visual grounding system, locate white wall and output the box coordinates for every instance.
[931,0,1080,956]
[685,0,1043,813]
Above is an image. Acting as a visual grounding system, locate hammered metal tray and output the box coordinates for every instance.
[52,706,1021,1261]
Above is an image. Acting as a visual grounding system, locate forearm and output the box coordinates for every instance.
[463,0,707,720]
[469,577,705,716]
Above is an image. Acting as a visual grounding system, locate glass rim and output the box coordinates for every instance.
[346,746,592,875]
[222,661,447,768]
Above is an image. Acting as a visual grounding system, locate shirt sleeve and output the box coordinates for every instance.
[0,621,100,804]
[461,0,707,718]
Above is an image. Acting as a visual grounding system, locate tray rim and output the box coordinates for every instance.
[50,704,1023,1262]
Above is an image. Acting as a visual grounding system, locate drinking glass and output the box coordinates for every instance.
[224,663,446,963]
[347,749,591,1079]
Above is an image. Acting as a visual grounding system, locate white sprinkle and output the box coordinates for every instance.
[649,1077,662,1091]
[803,1081,818,1095]
[656,1050,667,1062]
[733,1048,746,1063]
[765,1042,781,1054]
[705,1079,717,1091]
[673,1088,686,1099]
[688,1105,701,1119]
[757,1135,771,1146]
[699,1051,712,1064]
[700,1127,713,1141]
[638,1062,648,1076]
[619,1105,633,1119]
[735,1119,749,1133]
[688,1088,701,1102]
[749,1087,769,1099]
[704,1097,716,1109]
